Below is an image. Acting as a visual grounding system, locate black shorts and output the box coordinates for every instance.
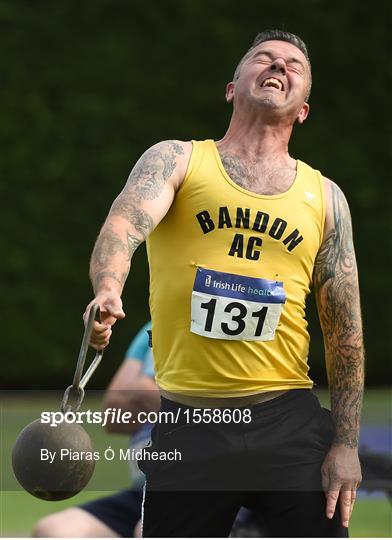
[139,389,349,537]
[79,488,265,537]
[80,489,142,537]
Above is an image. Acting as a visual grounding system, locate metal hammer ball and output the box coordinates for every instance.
[12,419,95,501]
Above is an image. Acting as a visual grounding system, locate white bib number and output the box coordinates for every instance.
[191,268,285,341]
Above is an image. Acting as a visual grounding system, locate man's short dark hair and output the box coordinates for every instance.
[233,29,312,99]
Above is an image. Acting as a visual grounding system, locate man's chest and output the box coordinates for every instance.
[219,153,296,195]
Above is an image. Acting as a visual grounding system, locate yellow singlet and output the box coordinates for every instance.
[146,140,325,397]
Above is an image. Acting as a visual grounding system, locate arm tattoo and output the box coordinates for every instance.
[109,140,181,233]
[110,199,155,238]
[94,271,128,289]
[122,140,183,201]
[314,183,364,448]
[127,234,142,258]
[90,141,181,293]
[91,224,127,269]
[90,224,130,292]
[129,206,154,236]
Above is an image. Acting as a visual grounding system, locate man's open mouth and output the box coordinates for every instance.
[260,77,284,91]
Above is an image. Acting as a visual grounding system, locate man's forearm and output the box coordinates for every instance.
[318,278,364,447]
[326,325,364,447]
[90,200,154,294]
[325,257,364,448]
[90,219,131,294]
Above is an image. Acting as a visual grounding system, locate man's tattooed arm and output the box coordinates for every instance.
[314,181,364,448]
[90,140,188,294]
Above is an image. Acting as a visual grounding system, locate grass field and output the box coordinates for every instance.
[1,389,391,537]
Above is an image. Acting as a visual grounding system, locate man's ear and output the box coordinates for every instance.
[297,102,310,124]
[225,81,235,103]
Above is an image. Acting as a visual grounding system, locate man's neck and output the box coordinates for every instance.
[217,113,294,163]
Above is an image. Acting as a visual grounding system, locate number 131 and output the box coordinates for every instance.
[200,299,268,337]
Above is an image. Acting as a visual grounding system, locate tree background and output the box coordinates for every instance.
[1,0,389,388]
